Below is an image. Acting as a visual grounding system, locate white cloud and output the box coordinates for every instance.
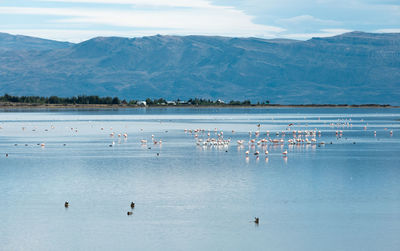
[279,15,341,26]
[3,0,396,42]
[320,28,352,34]
[40,0,214,8]
[283,29,352,40]
[0,6,284,41]
[375,28,400,33]
[0,29,136,42]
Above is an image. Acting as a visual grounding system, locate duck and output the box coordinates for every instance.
[130,202,135,209]
[254,217,259,224]
[127,211,133,216]
[64,201,69,208]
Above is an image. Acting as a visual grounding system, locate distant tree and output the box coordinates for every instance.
[145,98,153,105]
[103,97,113,104]
[154,98,166,104]
[112,97,120,104]
[48,96,60,104]
[3,93,11,102]
[88,95,100,104]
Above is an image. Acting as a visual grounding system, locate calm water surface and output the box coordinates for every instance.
[1,108,399,251]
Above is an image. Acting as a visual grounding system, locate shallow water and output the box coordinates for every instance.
[1,108,399,251]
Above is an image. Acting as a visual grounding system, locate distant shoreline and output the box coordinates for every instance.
[0,103,398,109]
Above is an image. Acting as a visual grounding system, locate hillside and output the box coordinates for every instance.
[0,31,399,104]
[0,32,72,51]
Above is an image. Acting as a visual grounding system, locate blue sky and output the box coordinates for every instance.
[0,0,399,42]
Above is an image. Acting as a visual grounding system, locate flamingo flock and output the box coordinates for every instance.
[184,124,329,161]
[0,115,396,163]
[182,118,396,163]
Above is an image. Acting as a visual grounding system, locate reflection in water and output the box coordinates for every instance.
[283,156,288,164]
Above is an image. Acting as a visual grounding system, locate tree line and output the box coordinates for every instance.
[0,94,122,105]
[0,94,270,106]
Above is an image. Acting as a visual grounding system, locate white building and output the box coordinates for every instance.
[137,101,147,106]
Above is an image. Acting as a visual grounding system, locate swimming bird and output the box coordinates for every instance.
[127,211,133,216]
[254,217,259,224]
[130,202,135,209]
[64,201,69,208]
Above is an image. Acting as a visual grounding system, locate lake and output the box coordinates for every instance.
[1,108,399,251]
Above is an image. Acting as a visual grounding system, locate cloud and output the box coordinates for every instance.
[0,29,146,42]
[0,5,284,41]
[279,15,341,26]
[283,28,352,40]
[1,0,398,42]
[320,28,352,34]
[40,0,214,8]
[375,28,400,33]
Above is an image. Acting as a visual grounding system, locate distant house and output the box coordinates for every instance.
[216,99,225,104]
[178,100,188,105]
[167,101,176,105]
[137,101,147,106]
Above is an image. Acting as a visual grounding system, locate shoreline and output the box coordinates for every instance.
[0,103,398,109]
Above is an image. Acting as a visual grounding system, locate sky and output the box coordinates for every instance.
[0,0,399,42]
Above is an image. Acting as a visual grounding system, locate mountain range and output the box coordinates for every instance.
[0,31,399,104]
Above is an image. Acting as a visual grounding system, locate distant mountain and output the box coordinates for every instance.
[0,31,399,104]
[0,33,72,51]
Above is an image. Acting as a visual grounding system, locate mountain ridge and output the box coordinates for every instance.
[0,32,73,50]
[0,31,399,104]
